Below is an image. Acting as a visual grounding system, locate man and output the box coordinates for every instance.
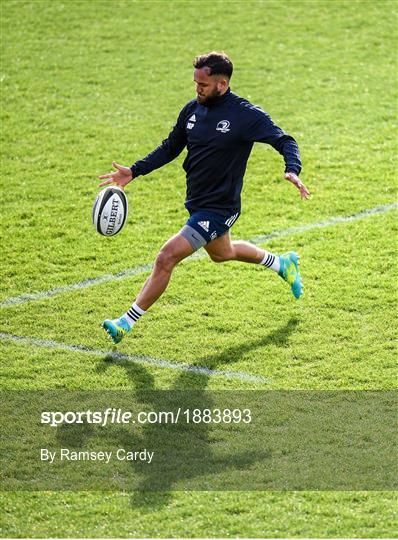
[99,51,310,344]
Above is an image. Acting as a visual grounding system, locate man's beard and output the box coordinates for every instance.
[197,88,222,105]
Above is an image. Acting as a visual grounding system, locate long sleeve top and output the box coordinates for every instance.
[131,88,302,215]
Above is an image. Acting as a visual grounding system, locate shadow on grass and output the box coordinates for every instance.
[195,316,299,371]
[93,317,300,510]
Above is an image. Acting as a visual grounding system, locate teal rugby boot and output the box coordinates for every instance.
[278,252,303,299]
[102,316,131,344]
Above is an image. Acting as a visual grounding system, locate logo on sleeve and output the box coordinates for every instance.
[216,120,230,133]
[187,114,197,129]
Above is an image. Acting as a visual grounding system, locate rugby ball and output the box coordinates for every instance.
[92,186,128,236]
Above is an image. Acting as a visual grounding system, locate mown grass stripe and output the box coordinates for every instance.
[0,332,268,383]
[1,202,396,308]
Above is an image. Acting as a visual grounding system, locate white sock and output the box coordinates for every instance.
[123,302,146,329]
[260,250,280,273]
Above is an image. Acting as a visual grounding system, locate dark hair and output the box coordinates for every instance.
[193,51,233,79]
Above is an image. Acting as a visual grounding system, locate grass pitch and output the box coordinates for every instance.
[1,0,397,537]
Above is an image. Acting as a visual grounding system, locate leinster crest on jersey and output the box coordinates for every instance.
[216,120,230,133]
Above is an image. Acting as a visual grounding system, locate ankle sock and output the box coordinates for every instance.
[260,251,280,273]
[123,302,146,329]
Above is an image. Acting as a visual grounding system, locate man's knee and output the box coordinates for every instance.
[155,234,193,272]
[155,247,178,272]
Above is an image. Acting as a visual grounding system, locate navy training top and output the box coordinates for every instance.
[131,88,302,216]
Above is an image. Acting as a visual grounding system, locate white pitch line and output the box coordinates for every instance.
[0,263,155,308]
[0,332,268,383]
[249,202,398,244]
[1,202,396,308]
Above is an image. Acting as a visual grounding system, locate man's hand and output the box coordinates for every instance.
[98,161,133,190]
[284,172,310,200]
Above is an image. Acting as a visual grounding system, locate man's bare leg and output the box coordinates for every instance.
[102,234,193,343]
[204,233,266,263]
[136,234,194,311]
[204,232,303,298]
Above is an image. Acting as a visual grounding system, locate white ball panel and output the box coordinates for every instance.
[92,187,128,236]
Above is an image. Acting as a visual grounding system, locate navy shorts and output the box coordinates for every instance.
[180,209,240,251]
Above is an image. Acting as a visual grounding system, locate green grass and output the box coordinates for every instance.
[1,0,397,537]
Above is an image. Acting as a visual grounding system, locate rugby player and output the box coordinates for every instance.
[98,52,310,344]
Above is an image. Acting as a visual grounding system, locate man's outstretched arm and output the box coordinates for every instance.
[99,107,188,189]
[244,106,310,199]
